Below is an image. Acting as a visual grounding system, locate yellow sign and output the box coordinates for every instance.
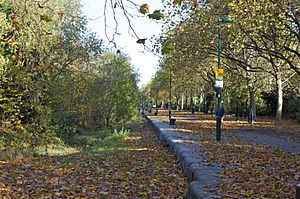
[215,69,224,80]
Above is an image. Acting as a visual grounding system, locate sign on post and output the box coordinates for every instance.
[215,69,224,88]
[215,69,224,80]
[215,80,223,88]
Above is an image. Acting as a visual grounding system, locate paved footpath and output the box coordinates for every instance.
[241,130,300,153]
[147,115,300,198]
[147,116,223,199]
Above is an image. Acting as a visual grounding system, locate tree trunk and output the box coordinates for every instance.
[181,93,184,110]
[203,94,206,114]
[248,87,257,123]
[246,66,257,123]
[190,94,195,114]
[176,96,179,111]
[198,89,203,112]
[235,100,239,121]
[275,69,283,127]
[185,92,188,111]
[190,94,193,111]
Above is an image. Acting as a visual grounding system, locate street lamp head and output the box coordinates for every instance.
[219,17,235,23]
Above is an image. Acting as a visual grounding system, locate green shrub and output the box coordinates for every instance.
[103,128,130,143]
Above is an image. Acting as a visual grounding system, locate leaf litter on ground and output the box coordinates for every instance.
[152,110,300,198]
[0,119,188,198]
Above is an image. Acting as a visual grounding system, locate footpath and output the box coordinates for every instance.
[240,130,300,153]
[146,115,300,199]
[147,116,223,198]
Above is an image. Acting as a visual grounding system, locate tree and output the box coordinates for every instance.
[153,0,300,126]
[229,0,300,126]
[0,0,111,148]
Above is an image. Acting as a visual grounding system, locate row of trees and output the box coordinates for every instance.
[145,0,300,126]
[0,0,139,149]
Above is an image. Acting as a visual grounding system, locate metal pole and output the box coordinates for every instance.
[169,68,172,120]
[142,95,145,114]
[155,90,158,115]
[296,184,300,199]
[216,19,222,141]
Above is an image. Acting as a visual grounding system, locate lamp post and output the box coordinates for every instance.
[168,67,172,120]
[155,80,159,115]
[155,90,159,115]
[216,17,234,141]
[154,74,161,116]
[161,37,175,124]
[141,95,145,114]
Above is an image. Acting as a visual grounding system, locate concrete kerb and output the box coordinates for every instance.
[182,156,203,172]
[146,115,219,198]
[145,116,160,136]
[175,146,193,157]
[169,141,185,153]
[158,132,169,144]
[167,141,183,154]
[187,181,210,199]
[180,156,202,176]
[192,166,221,183]
[161,134,176,145]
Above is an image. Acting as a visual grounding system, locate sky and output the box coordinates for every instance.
[81,0,163,87]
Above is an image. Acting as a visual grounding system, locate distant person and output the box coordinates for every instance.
[191,105,195,114]
[216,101,225,121]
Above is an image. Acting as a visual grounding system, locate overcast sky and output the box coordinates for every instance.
[81,0,163,87]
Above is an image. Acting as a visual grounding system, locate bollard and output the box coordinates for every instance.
[169,118,176,125]
[297,184,300,199]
